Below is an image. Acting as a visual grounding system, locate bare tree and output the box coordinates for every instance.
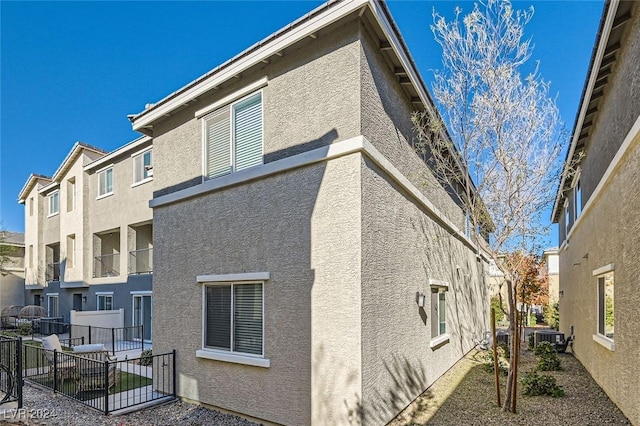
[413,0,563,412]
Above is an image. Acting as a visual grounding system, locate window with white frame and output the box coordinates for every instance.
[203,91,263,179]
[133,149,153,184]
[429,280,449,345]
[574,178,582,219]
[97,293,114,311]
[48,191,59,216]
[47,294,59,317]
[204,282,263,356]
[98,167,113,197]
[597,271,614,340]
[564,200,570,234]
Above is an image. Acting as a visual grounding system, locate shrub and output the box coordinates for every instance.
[481,349,508,376]
[521,370,564,397]
[17,322,32,336]
[498,342,510,359]
[544,302,559,330]
[529,313,537,326]
[533,341,562,371]
[139,349,153,366]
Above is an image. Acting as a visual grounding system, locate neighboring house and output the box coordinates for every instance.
[129,0,489,424]
[17,138,154,340]
[551,1,639,424]
[542,247,559,304]
[0,231,26,310]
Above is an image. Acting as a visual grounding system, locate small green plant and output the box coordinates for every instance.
[481,349,508,376]
[544,302,559,330]
[490,295,505,323]
[139,349,153,366]
[17,322,32,336]
[498,342,510,359]
[533,341,562,371]
[529,313,537,326]
[521,370,564,397]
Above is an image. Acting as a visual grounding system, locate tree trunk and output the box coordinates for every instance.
[502,278,516,412]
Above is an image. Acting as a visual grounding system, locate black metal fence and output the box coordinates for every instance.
[22,342,175,415]
[0,335,22,408]
[16,321,145,355]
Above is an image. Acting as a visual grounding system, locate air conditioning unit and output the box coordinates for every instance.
[534,330,564,346]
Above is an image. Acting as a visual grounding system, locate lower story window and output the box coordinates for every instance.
[97,293,114,311]
[431,288,447,337]
[205,282,263,356]
[597,271,614,339]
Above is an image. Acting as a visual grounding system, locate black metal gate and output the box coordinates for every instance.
[0,335,23,408]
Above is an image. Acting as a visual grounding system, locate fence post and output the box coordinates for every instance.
[53,350,58,392]
[111,328,116,356]
[141,325,144,351]
[17,337,23,409]
[172,349,177,397]
[88,326,92,345]
[104,359,109,415]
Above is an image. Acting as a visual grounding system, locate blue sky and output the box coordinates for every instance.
[1,0,603,247]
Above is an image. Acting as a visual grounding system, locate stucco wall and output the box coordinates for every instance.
[86,143,153,285]
[359,158,488,424]
[152,155,362,425]
[150,19,361,198]
[559,9,640,424]
[359,27,464,230]
[579,8,640,205]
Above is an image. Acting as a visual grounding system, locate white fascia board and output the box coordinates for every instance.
[551,0,620,220]
[197,272,270,283]
[38,182,60,194]
[132,0,369,131]
[84,136,152,172]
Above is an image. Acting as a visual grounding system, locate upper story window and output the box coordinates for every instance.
[133,148,153,185]
[29,197,34,216]
[203,91,263,179]
[564,200,570,234]
[574,178,582,219]
[98,167,114,198]
[48,191,59,216]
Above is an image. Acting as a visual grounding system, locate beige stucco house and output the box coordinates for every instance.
[551,1,639,424]
[130,0,490,424]
[542,248,559,304]
[0,231,26,310]
[18,139,154,339]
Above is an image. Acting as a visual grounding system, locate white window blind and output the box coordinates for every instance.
[204,91,262,179]
[205,282,263,356]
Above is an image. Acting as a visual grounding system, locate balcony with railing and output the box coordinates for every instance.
[46,262,60,282]
[93,253,119,278]
[129,247,153,274]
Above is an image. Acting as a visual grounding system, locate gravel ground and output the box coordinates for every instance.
[391,347,631,425]
[0,384,258,426]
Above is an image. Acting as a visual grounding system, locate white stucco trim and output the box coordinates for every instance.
[592,334,615,351]
[130,290,153,295]
[429,333,451,349]
[195,77,269,118]
[95,291,114,295]
[567,116,640,241]
[196,349,270,368]
[428,279,449,289]
[131,177,153,188]
[197,272,270,283]
[38,182,59,194]
[592,263,615,276]
[151,136,484,257]
[95,192,114,201]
